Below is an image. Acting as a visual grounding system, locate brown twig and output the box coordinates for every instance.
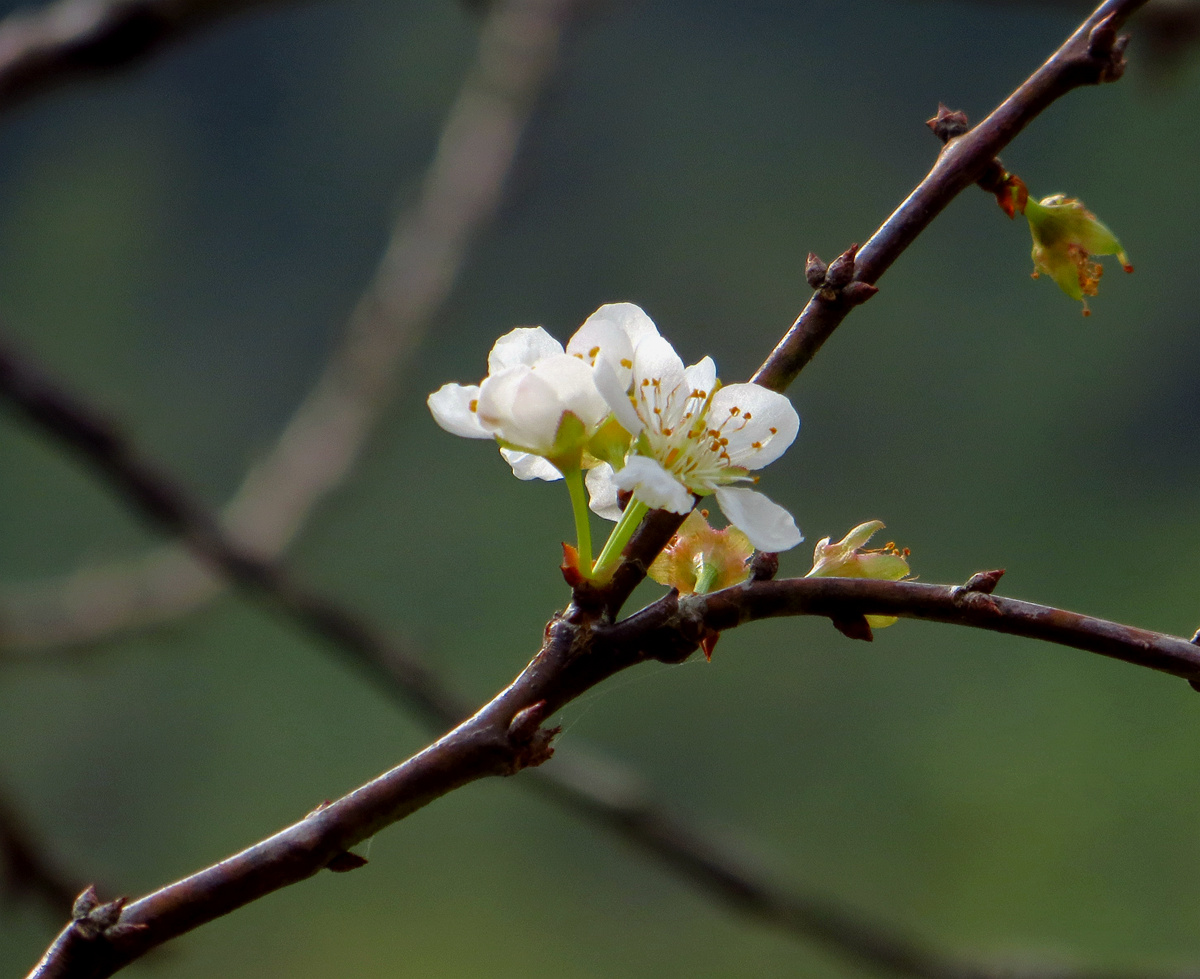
[611,576,1200,686]
[0,318,1046,979]
[749,0,1143,394]
[596,0,1146,615]
[0,0,574,653]
[0,0,294,111]
[24,563,1200,978]
[14,1,1187,976]
[5,232,1194,979]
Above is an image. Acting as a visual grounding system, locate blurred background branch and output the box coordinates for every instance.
[0,0,299,110]
[0,0,576,652]
[0,789,83,917]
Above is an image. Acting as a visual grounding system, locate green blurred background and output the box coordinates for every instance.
[1,0,1199,975]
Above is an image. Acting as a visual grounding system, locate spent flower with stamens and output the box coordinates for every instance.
[591,332,802,553]
[806,520,911,628]
[648,509,755,595]
[1023,193,1132,316]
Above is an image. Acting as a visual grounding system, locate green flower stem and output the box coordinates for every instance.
[563,466,593,572]
[694,556,720,595]
[591,496,650,582]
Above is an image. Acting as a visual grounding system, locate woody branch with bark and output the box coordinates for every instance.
[8,0,1197,975]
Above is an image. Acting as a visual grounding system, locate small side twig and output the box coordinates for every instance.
[601,0,1147,612]
[24,565,1200,978]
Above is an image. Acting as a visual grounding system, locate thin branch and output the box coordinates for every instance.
[610,576,1200,687]
[750,0,1144,394]
[14,1,1186,977]
[590,0,1147,617]
[0,0,295,111]
[0,0,571,654]
[5,323,1139,979]
[24,563,1200,979]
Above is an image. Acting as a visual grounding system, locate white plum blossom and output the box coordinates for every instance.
[427,304,659,479]
[591,333,802,553]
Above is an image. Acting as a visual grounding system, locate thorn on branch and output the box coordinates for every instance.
[303,801,370,872]
[326,851,369,873]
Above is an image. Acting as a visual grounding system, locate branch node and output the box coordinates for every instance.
[956,569,1006,596]
[70,885,132,941]
[804,252,828,289]
[748,550,779,582]
[507,700,559,770]
[1088,14,1118,59]
[812,244,868,304]
[1087,14,1130,82]
[925,103,970,143]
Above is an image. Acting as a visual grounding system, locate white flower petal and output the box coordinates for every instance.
[714,486,802,552]
[615,455,694,514]
[427,383,491,438]
[533,354,610,429]
[594,356,643,435]
[501,449,563,481]
[504,370,574,452]
[585,463,623,520]
[566,313,633,383]
[683,356,717,401]
[475,365,529,434]
[487,326,563,373]
[580,303,659,349]
[632,334,687,397]
[707,384,800,469]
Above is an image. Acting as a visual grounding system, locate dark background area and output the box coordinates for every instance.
[1,1,1198,976]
